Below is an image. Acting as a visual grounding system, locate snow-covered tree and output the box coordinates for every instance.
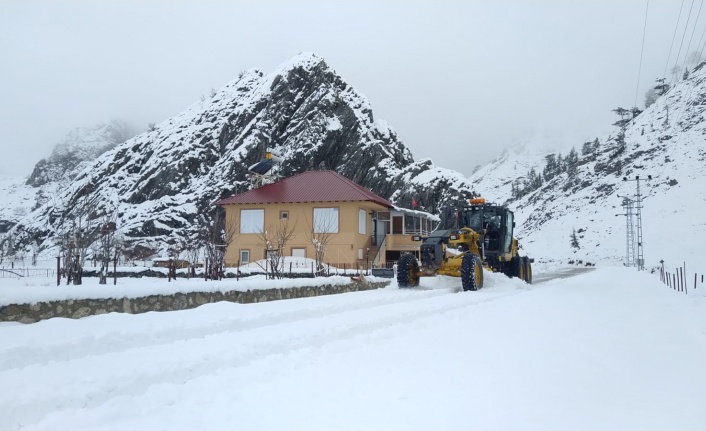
[570,229,580,250]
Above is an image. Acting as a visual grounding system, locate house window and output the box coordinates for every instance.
[280,211,289,220]
[313,207,339,233]
[358,209,366,235]
[240,249,250,265]
[240,209,264,234]
[292,248,306,258]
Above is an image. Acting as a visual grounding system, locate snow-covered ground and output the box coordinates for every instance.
[2,265,705,430]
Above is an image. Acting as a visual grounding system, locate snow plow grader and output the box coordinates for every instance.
[397,198,532,290]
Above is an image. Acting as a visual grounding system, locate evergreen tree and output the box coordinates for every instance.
[654,77,670,96]
[528,167,542,189]
[566,148,579,179]
[570,229,580,249]
[581,141,593,156]
[614,131,626,155]
[566,147,579,166]
[543,153,559,181]
[612,107,631,130]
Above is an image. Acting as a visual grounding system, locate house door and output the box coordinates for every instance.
[392,216,403,234]
[292,248,306,259]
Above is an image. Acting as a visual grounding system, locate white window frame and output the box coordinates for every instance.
[313,207,339,234]
[240,249,250,265]
[358,209,367,235]
[240,209,264,234]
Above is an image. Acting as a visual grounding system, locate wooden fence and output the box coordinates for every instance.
[658,261,704,294]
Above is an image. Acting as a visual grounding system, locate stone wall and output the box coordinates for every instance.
[0,280,390,324]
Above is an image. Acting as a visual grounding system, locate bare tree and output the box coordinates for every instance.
[256,221,296,279]
[202,210,238,280]
[50,192,100,284]
[30,236,41,266]
[306,209,338,276]
[0,232,8,266]
[97,213,117,284]
[65,195,100,285]
[185,246,201,279]
[124,244,157,267]
[113,233,126,266]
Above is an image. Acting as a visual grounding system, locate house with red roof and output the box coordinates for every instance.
[214,170,438,270]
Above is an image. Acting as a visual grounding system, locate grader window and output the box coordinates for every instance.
[504,211,514,252]
[463,208,483,231]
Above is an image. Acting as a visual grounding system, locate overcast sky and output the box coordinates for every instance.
[0,0,698,178]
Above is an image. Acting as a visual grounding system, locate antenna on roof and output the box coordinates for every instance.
[248,147,284,188]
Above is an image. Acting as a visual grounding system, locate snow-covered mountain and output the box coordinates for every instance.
[0,121,135,235]
[469,64,706,268]
[26,120,135,187]
[8,53,475,255]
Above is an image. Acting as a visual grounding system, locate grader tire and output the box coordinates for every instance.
[397,254,420,288]
[512,256,525,280]
[523,256,533,284]
[461,253,484,291]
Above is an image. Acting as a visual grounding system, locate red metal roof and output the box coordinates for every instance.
[214,170,393,208]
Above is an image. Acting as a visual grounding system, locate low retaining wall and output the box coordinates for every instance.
[0,280,390,324]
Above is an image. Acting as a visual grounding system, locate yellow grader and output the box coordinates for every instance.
[397,198,533,290]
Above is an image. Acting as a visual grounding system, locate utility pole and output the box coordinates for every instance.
[623,175,652,270]
[615,195,636,267]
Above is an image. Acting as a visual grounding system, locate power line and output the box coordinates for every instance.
[669,0,706,138]
[634,0,651,110]
[672,0,697,81]
[698,19,706,55]
[665,0,687,79]
[684,0,705,67]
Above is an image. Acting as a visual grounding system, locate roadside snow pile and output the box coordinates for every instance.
[0,273,365,307]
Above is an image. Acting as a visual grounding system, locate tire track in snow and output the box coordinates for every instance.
[2,282,531,430]
[0,287,455,371]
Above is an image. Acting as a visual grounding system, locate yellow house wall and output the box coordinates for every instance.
[385,234,419,252]
[222,201,388,267]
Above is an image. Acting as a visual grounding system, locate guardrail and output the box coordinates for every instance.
[658,261,704,294]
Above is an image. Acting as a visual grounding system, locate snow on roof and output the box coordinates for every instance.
[392,205,440,222]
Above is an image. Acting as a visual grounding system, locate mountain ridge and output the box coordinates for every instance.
[5,53,476,257]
